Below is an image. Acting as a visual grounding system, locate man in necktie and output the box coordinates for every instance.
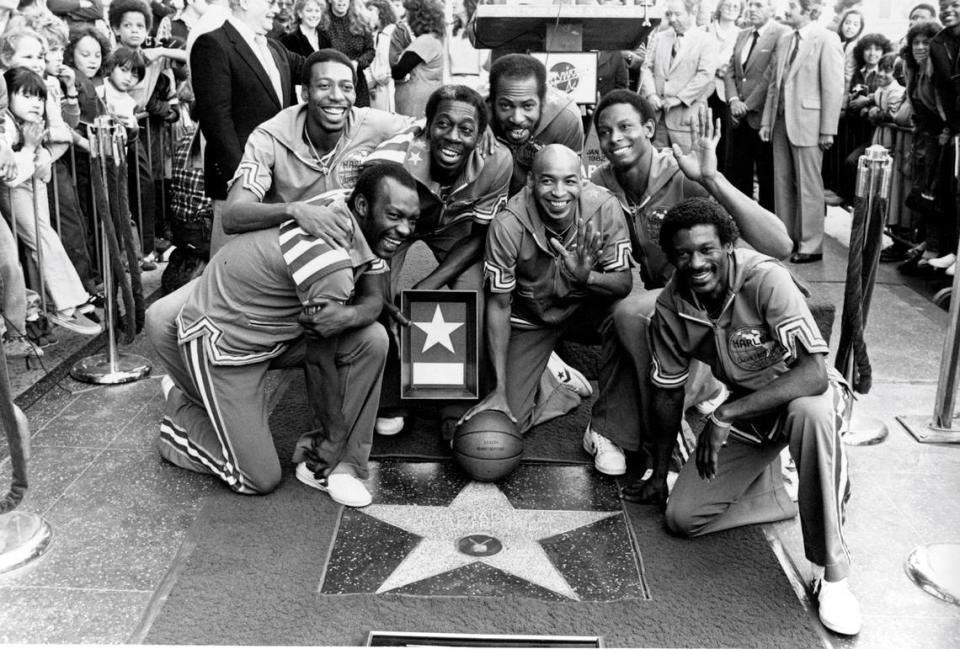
[723,0,787,211]
[760,0,843,264]
[191,0,306,256]
[640,0,718,153]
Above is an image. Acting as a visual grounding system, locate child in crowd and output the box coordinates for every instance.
[109,0,184,266]
[64,24,110,258]
[31,14,103,297]
[101,46,145,130]
[0,65,101,335]
[867,52,907,147]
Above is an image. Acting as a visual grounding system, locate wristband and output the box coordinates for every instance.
[708,412,732,429]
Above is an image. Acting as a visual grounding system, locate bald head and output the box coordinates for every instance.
[531,144,581,179]
[530,144,582,226]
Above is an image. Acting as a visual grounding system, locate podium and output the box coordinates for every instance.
[472,3,661,54]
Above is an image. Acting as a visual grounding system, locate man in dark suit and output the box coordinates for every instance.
[191,0,304,254]
[760,0,843,264]
[723,0,786,212]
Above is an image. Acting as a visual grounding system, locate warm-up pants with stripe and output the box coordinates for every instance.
[147,282,388,495]
[665,380,852,580]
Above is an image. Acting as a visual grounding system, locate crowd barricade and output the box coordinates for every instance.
[823,121,920,245]
[4,116,178,353]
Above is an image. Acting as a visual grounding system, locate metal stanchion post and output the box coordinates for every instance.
[841,145,892,446]
[899,135,960,444]
[0,349,52,575]
[30,177,48,317]
[899,139,960,610]
[51,161,61,234]
[70,116,151,385]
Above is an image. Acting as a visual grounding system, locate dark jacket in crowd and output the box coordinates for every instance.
[46,0,104,25]
[279,28,331,58]
[190,21,304,200]
[930,25,960,134]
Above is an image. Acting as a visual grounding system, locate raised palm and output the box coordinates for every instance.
[673,105,721,183]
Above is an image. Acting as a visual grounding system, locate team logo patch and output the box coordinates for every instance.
[336,146,374,188]
[727,326,786,371]
[635,207,667,245]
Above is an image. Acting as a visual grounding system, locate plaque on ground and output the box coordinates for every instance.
[366,631,603,647]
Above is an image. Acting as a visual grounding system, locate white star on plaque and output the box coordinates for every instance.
[362,482,618,600]
[411,305,463,353]
[408,151,422,165]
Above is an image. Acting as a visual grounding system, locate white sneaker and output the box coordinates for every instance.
[160,375,175,400]
[547,351,593,398]
[48,310,102,335]
[582,425,626,475]
[295,462,372,507]
[694,383,730,414]
[375,416,405,436]
[815,578,862,636]
[928,253,956,269]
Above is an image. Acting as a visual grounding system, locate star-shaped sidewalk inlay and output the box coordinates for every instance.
[411,305,463,353]
[362,481,618,600]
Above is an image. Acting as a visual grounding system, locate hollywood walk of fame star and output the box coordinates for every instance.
[412,305,463,353]
[361,481,619,600]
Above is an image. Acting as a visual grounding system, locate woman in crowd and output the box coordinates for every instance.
[837,9,865,93]
[704,0,741,172]
[318,0,375,106]
[280,0,329,57]
[838,32,893,204]
[897,19,953,274]
[365,0,397,112]
[0,63,100,335]
[391,0,443,118]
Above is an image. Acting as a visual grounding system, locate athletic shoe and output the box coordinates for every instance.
[582,425,626,475]
[694,383,730,414]
[375,416,405,436]
[48,311,102,335]
[160,375,175,400]
[814,578,862,636]
[928,253,956,269]
[3,336,42,359]
[141,252,158,271]
[295,462,372,507]
[547,351,593,398]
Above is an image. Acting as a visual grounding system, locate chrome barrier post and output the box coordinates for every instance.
[70,116,151,385]
[0,348,52,575]
[900,138,960,611]
[899,136,960,444]
[842,144,892,446]
[30,177,48,317]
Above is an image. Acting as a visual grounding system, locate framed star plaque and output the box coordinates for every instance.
[400,290,479,400]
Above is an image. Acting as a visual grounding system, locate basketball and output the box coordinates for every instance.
[452,410,523,482]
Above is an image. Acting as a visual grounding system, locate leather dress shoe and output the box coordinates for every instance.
[790,253,823,264]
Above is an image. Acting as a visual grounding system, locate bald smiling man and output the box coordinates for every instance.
[462,144,633,433]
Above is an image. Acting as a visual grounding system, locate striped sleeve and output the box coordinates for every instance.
[469,148,511,225]
[483,213,519,293]
[278,221,353,293]
[227,128,275,200]
[362,122,424,165]
[596,194,633,272]
[649,296,691,389]
[756,263,829,364]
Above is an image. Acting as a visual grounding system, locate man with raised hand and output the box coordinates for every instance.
[462,144,632,433]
